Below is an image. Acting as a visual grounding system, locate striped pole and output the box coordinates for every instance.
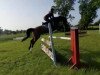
[48,23,56,66]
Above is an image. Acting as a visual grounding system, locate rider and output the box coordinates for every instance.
[43,8,54,25]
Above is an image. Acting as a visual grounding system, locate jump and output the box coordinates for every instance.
[22,16,69,50]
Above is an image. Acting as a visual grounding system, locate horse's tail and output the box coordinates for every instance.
[22,28,34,42]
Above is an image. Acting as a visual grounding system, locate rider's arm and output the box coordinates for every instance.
[50,13,54,19]
[52,14,54,18]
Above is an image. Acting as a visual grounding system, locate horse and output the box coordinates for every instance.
[22,16,69,50]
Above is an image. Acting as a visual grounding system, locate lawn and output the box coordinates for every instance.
[0,30,100,75]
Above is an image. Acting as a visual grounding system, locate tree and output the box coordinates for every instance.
[0,27,3,35]
[53,0,100,30]
[3,29,12,35]
[53,0,76,17]
[78,0,100,29]
[53,0,76,31]
[92,0,100,8]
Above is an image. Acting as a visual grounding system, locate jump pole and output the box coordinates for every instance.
[48,23,56,66]
[41,24,80,68]
[41,23,56,66]
[69,27,80,69]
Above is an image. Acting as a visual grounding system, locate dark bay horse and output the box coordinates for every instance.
[22,16,68,50]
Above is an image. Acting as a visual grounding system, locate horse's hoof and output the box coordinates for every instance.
[29,48,32,52]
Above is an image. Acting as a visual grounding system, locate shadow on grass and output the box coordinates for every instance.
[56,51,67,66]
[80,49,100,70]
[55,49,71,66]
[55,48,100,71]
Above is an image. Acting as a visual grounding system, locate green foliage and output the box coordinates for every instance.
[52,0,75,31]
[52,0,100,30]
[91,0,100,8]
[53,0,76,17]
[0,27,3,34]
[78,0,100,29]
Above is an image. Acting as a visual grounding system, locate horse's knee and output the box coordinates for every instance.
[30,39,35,47]
[29,34,40,49]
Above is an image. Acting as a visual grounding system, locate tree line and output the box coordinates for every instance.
[1,0,100,34]
[53,0,100,30]
[0,27,25,35]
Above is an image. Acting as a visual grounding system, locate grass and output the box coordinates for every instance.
[0,30,100,75]
[0,33,24,43]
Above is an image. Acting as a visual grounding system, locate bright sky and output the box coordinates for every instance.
[0,0,100,31]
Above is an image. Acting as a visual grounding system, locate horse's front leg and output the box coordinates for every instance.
[29,32,36,51]
[29,36,40,52]
[29,39,33,52]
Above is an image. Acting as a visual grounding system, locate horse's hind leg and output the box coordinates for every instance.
[22,31,30,42]
[29,38,36,51]
[22,36,29,42]
[29,34,40,51]
[29,39,33,51]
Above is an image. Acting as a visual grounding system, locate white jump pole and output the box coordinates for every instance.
[48,23,56,66]
[52,36,71,40]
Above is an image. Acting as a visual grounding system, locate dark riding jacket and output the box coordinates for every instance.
[44,11,54,22]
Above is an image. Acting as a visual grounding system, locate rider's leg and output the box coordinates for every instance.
[43,18,49,25]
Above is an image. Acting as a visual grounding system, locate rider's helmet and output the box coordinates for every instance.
[51,8,54,13]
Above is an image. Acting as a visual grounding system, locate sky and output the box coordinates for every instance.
[0,0,100,31]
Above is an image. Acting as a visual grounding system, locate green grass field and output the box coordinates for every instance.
[0,30,100,75]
